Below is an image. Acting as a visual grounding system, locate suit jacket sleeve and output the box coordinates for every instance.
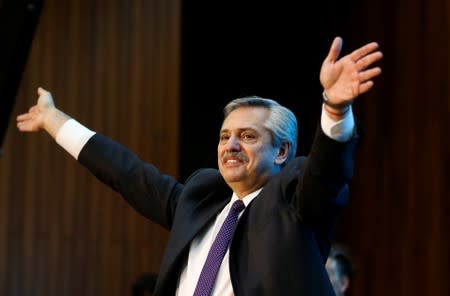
[77,133,183,230]
[293,124,359,241]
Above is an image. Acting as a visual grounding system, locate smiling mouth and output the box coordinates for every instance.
[222,155,248,166]
[224,158,241,165]
[221,152,248,166]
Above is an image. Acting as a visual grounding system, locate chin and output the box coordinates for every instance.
[221,171,245,184]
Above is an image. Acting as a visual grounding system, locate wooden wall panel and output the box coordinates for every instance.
[0,0,180,295]
[335,0,449,295]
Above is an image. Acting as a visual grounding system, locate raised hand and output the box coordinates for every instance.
[17,87,70,138]
[320,37,383,109]
[16,87,55,132]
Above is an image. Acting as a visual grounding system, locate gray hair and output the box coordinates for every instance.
[223,96,298,162]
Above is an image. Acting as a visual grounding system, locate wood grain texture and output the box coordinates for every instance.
[0,0,179,295]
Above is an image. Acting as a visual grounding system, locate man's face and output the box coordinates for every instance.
[218,106,283,197]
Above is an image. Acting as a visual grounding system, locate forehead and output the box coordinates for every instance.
[221,106,270,131]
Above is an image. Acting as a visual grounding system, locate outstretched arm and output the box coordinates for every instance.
[16,87,179,227]
[16,87,70,139]
[320,37,383,120]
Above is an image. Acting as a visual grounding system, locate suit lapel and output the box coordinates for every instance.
[172,189,231,250]
[156,186,232,294]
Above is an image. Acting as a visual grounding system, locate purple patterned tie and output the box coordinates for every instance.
[193,199,245,296]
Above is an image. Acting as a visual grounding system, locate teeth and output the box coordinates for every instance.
[226,159,238,163]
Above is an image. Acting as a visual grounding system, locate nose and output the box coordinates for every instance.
[224,135,241,151]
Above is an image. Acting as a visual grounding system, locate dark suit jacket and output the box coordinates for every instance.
[78,126,358,296]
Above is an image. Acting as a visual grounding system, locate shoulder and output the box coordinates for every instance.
[262,156,307,192]
[185,168,221,183]
[280,156,307,177]
[184,168,229,194]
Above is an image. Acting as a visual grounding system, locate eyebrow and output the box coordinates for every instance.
[220,127,258,134]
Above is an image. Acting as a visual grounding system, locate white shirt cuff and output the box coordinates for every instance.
[55,119,96,159]
[320,104,355,142]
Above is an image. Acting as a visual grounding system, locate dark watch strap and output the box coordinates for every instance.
[322,91,352,109]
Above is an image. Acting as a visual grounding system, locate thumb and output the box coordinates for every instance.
[325,36,343,64]
[37,86,49,96]
[36,86,56,108]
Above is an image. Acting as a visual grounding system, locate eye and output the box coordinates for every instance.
[241,132,257,142]
[219,134,230,144]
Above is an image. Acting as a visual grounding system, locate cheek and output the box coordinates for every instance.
[247,150,268,168]
[252,147,275,162]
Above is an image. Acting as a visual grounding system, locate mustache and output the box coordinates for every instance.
[221,151,248,162]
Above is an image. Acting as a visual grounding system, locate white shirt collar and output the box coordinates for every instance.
[230,187,263,207]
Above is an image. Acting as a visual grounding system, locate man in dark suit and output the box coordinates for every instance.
[17,36,382,295]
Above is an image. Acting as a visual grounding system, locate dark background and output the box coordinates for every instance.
[0,0,43,150]
[180,1,351,180]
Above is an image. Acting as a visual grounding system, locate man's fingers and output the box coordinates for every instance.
[350,42,380,62]
[17,112,33,121]
[17,113,27,121]
[356,51,383,71]
[17,121,32,131]
[359,80,375,94]
[358,67,382,82]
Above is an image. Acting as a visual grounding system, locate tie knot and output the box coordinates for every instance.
[231,199,245,213]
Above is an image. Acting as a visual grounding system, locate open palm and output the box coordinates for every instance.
[320,37,383,106]
[16,87,55,132]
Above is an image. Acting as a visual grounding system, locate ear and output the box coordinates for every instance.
[275,141,291,165]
